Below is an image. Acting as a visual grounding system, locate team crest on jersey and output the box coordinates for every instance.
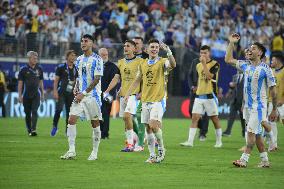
[35,70,40,77]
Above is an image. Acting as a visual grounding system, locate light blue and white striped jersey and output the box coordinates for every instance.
[236,60,276,110]
[75,52,103,106]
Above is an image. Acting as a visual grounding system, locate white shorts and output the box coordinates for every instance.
[243,107,267,135]
[192,95,219,116]
[141,98,166,124]
[119,95,139,117]
[70,95,102,121]
[268,102,284,120]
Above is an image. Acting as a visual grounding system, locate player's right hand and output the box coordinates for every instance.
[229,33,240,43]
[53,91,59,100]
[18,96,23,103]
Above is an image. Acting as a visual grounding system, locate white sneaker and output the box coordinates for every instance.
[214,142,223,148]
[156,148,166,163]
[180,141,193,147]
[87,151,98,160]
[257,161,270,168]
[60,151,76,160]
[133,146,144,152]
[145,155,157,163]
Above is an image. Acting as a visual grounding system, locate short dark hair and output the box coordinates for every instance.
[253,42,266,59]
[200,45,211,51]
[82,34,95,42]
[133,36,144,42]
[271,52,284,63]
[125,39,136,46]
[66,50,76,58]
[147,38,159,45]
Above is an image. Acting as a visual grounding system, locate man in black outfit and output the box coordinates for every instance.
[188,58,209,141]
[18,51,44,136]
[50,50,78,136]
[223,72,246,137]
[99,48,119,139]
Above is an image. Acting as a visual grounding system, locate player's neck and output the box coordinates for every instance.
[275,63,283,70]
[251,59,261,66]
[67,62,74,68]
[149,55,158,60]
[84,50,93,57]
[135,50,143,55]
[125,54,135,59]
[28,63,36,69]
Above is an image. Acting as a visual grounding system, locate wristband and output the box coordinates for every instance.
[166,47,173,56]
[82,90,87,96]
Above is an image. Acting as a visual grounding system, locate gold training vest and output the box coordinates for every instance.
[196,60,219,95]
[117,57,142,96]
[140,57,168,102]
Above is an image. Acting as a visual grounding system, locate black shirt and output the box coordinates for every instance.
[101,61,119,97]
[136,51,149,59]
[18,64,43,98]
[55,63,78,94]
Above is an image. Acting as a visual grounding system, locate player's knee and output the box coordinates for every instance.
[123,113,132,122]
[91,120,100,128]
[68,116,76,125]
[149,119,159,130]
[192,114,201,123]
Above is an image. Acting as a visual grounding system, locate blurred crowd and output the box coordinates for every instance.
[0,0,283,58]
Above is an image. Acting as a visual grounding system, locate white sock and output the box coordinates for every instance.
[240,153,250,162]
[147,133,156,157]
[154,128,164,150]
[126,129,134,145]
[267,130,275,146]
[270,122,277,147]
[67,124,76,152]
[260,152,269,162]
[92,126,101,156]
[188,128,197,145]
[215,128,222,144]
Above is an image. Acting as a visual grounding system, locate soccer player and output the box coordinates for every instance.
[125,39,176,163]
[225,33,278,168]
[18,51,44,136]
[60,34,103,160]
[104,40,143,152]
[267,52,284,151]
[180,45,223,148]
[132,36,149,152]
[51,50,78,136]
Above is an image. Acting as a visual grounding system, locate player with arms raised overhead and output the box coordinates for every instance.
[225,33,277,168]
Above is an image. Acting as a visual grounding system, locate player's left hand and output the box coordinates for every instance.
[75,93,84,103]
[199,55,206,64]
[41,94,45,102]
[268,109,278,122]
[124,95,129,105]
[160,42,172,56]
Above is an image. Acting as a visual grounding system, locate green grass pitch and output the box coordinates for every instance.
[0,118,284,189]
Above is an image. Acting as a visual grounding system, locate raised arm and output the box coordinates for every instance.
[160,42,176,69]
[225,33,240,66]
